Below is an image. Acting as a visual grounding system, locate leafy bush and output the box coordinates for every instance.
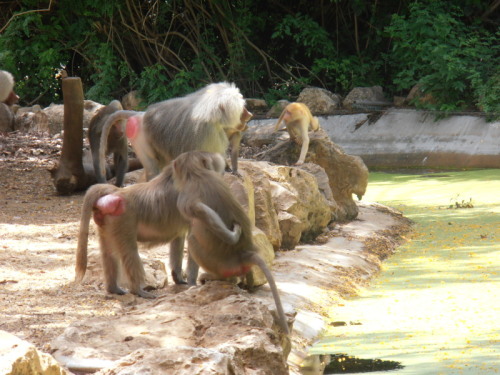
[272,13,335,58]
[311,56,383,94]
[385,1,499,116]
[0,0,497,118]
[0,12,69,105]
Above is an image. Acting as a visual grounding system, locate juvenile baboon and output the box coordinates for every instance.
[97,82,252,181]
[75,152,226,298]
[88,100,129,186]
[274,102,320,165]
[172,151,289,333]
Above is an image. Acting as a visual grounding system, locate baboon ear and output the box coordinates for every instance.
[201,155,211,170]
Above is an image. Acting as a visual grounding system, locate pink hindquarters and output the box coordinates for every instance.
[93,194,125,226]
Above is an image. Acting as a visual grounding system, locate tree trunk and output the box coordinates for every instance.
[50,77,92,194]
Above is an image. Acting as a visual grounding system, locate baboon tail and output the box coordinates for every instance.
[311,116,320,132]
[273,108,287,132]
[251,253,289,334]
[98,110,140,184]
[75,184,118,283]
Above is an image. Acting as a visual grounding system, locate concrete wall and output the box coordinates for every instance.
[279,109,500,169]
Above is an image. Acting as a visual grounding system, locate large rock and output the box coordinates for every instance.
[0,330,69,375]
[248,227,276,286]
[14,111,50,133]
[242,120,287,148]
[297,87,342,114]
[406,83,436,105]
[239,161,333,249]
[245,98,269,117]
[298,163,340,219]
[51,282,290,374]
[343,85,388,110]
[39,100,103,135]
[223,171,256,225]
[266,100,289,118]
[254,128,368,221]
[236,161,281,249]
[223,171,275,286]
[95,347,237,375]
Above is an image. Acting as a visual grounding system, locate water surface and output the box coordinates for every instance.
[309,169,500,374]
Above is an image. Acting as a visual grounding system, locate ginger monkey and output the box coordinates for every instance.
[274,102,320,165]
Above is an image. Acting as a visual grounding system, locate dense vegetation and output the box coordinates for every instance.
[0,0,498,117]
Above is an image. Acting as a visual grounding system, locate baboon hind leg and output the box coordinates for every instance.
[119,238,156,299]
[99,234,126,296]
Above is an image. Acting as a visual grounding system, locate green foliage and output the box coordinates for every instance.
[311,56,382,94]
[272,13,335,58]
[137,64,206,104]
[0,0,497,117]
[85,42,136,104]
[270,11,385,96]
[385,1,499,116]
[0,12,69,104]
[263,78,308,104]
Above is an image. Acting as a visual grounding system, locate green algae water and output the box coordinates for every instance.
[309,169,500,374]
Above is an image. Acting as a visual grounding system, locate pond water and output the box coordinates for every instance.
[306,169,500,374]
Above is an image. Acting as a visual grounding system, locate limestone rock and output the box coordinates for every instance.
[96,347,237,375]
[246,227,276,286]
[407,83,437,105]
[298,163,340,219]
[255,129,368,221]
[14,111,50,133]
[297,87,342,114]
[51,282,290,374]
[238,161,282,250]
[0,330,69,375]
[223,171,275,286]
[245,98,268,116]
[239,161,333,249]
[242,120,288,148]
[42,100,103,135]
[223,171,256,225]
[343,85,387,110]
[266,100,289,118]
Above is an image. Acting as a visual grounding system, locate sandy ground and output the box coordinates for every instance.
[0,132,123,351]
[0,131,412,372]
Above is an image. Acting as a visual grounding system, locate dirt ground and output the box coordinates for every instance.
[0,131,127,351]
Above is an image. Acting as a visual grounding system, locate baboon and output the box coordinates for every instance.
[88,100,129,186]
[172,151,289,333]
[75,152,226,298]
[0,70,19,105]
[97,82,252,181]
[274,102,320,165]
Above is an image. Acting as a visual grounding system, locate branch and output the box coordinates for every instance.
[482,0,500,21]
[0,0,53,33]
